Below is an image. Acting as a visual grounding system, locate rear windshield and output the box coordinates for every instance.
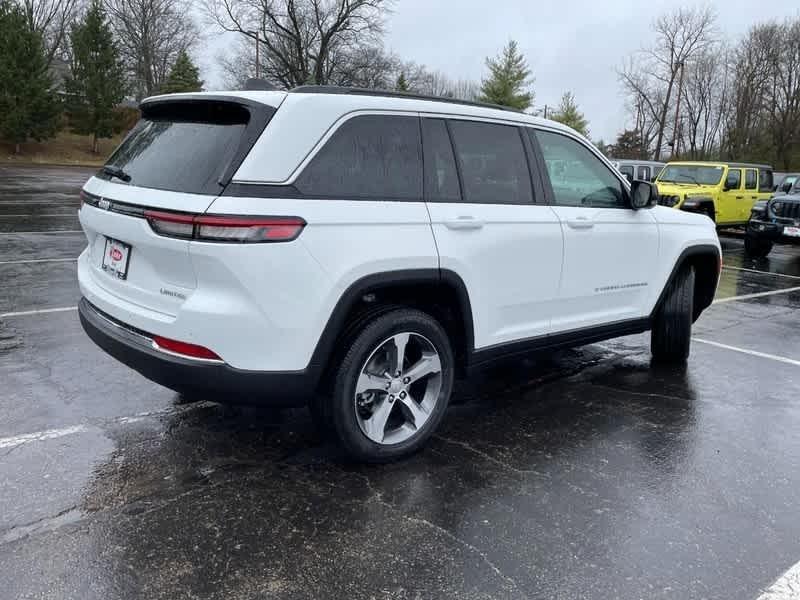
[103,101,251,195]
[658,165,724,186]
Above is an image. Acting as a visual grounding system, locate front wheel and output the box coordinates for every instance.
[328,309,454,462]
[651,266,695,363]
[744,235,773,258]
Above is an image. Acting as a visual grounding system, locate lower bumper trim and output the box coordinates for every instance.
[78,298,318,406]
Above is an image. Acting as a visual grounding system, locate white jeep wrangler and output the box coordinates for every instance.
[77,86,721,461]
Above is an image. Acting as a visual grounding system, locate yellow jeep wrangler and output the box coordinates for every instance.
[654,161,774,226]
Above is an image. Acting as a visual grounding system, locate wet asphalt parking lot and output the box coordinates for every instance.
[2,164,800,600]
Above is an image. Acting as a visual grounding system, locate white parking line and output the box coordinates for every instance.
[0,214,77,218]
[0,402,216,451]
[0,257,77,265]
[724,265,800,281]
[0,425,87,449]
[693,338,800,367]
[0,230,82,235]
[0,306,77,318]
[756,558,800,599]
[713,286,800,304]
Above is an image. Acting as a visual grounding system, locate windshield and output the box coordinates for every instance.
[103,101,252,195]
[658,165,724,185]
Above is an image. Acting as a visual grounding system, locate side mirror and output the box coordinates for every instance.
[631,180,658,210]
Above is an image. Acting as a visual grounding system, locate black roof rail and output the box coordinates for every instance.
[289,85,524,114]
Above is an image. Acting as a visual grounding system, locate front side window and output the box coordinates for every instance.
[533,129,625,208]
[447,120,533,204]
[619,165,634,182]
[658,165,725,186]
[296,114,422,200]
[759,168,773,192]
[421,118,461,202]
[726,169,742,190]
[745,169,758,190]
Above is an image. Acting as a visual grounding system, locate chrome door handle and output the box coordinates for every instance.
[444,216,484,230]
[566,216,594,229]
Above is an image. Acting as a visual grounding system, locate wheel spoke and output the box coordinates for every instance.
[403,352,441,385]
[356,371,390,395]
[390,333,410,375]
[364,397,394,442]
[399,394,429,429]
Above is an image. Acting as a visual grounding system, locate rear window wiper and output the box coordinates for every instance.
[102,165,132,183]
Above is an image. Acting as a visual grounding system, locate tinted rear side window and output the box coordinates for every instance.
[104,101,252,195]
[421,118,461,202]
[638,166,651,180]
[745,169,757,190]
[296,114,422,200]
[448,120,533,204]
[759,168,773,192]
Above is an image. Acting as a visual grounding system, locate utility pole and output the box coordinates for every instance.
[249,31,260,79]
[671,60,685,158]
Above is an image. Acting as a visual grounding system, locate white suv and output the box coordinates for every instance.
[77,86,721,461]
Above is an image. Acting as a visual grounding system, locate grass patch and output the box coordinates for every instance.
[0,131,124,167]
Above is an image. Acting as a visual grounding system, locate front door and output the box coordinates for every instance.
[531,128,659,333]
[718,168,743,225]
[422,117,563,350]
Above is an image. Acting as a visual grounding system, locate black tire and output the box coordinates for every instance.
[744,235,773,258]
[651,266,695,363]
[328,308,454,463]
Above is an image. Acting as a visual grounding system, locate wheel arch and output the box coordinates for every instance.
[308,269,475,390]
[651,244,721,323]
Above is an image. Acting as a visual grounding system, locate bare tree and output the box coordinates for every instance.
[680,46,728,159]
[205,0,391,88]
[619,7,717,159]
[15,0,81,65]
[768,19,800,169]
[104,0,197,100]
[724,22,782,160]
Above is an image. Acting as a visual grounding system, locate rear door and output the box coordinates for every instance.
[423,117,563,349]
[531,128,659,332]
[718,168,742,225]
[743,168,759,221]
[79,98,274,316]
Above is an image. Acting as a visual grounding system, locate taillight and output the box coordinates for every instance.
[151,335,222,361]
[143,210,305,243]
[145,210,195,238]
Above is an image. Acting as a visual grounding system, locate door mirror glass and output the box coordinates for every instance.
[631,180,657,210]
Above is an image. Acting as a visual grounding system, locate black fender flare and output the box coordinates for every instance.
[650,244,721,322]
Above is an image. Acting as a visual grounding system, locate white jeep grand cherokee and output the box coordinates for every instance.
[78,86,721,462]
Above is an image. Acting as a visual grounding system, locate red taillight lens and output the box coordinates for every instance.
[151,335,222,361]
[194,215,305,242]
[143,210,305,243]
[144,210,195,239]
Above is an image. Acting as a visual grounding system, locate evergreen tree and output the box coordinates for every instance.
[395,72,409,92]
[611,129,647,159]
[478,40,533,110]
[160,51,203,94]
[0,0,61,154]
[550,92,589,137]
[65,0,126,154]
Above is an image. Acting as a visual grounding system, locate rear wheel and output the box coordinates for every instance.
[744,235,773,258]
[651,266,695,363]
[327,308,454,462]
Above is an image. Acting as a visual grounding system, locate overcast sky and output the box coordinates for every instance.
[198,0,799,142]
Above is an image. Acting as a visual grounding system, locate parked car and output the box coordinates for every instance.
[654,161,774,227]
[610,159,666,183]
[745,177,800,257]
[77,86,721,462]
[773,172,799,195]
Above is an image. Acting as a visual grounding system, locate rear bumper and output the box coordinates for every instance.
[78,298,317,406]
